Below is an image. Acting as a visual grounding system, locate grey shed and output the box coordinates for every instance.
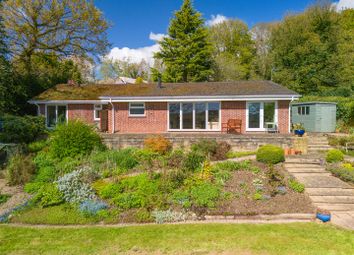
[291,102,337,133]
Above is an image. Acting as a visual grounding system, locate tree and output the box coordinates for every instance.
[250,22,274,80]
[100,58,149,82]
[337,9,354,92]
[209,19,255,81]
[0,0,20,114]
[0,0,110,73]
[270,3,343,94]
[155,0,213,82]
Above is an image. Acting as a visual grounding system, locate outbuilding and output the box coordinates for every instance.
[291,102,337,133]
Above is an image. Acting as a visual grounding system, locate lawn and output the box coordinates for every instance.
[0,223,353,255]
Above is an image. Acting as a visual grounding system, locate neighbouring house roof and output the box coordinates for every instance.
[30,81,300,103]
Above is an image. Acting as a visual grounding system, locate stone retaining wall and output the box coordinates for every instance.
[101,133,296,151]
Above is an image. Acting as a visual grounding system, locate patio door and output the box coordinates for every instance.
[246,102,277,131]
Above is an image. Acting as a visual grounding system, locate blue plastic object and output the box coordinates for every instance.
[316,213,331,222]
[294,129,305,136]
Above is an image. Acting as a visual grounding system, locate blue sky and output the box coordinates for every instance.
[94,0,352,64]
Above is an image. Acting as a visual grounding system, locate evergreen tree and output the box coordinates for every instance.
[155,0,213,82]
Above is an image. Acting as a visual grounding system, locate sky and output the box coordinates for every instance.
[94,0,354,65]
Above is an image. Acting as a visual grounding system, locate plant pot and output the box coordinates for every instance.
[294,129,305,137]
[294,129,305,136]
[316,213,331,222]
[290,148,296,155]
[284,148,290,156]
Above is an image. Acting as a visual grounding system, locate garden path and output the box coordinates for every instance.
[0,179,30,216]
[284,154,354,230]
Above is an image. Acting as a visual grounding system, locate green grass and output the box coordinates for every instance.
[0,193,11,205]
[0,223,353,254]
[226,150,256,159]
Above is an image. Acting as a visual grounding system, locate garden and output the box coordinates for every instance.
[0,120,313,225]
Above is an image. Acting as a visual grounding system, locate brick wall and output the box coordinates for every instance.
[277,100,290,134]
[109,102,167,133]
[221,101,246,133]
[68,104,96,124]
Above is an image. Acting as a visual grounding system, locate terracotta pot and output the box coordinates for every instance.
[290,148,296,155]
[284,148,290,156]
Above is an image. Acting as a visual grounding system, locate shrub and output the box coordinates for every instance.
[89,148,138,174]
[191,139,218,157]
[329,167,354,184]
[212,141,231,160]
[27,139,49,153]
[191,140,231,161]
[152,210,187,224]
[226,151,256,159]
[79,200,108,216]
[256,145,285,164]
[135,208,153,223]
[0,193,10,205]
[183,151,205,172]
[33,184,64,207]
[6,154,36,185]
[288,179,305,193]
[24,182,45,194]
[56,167,97,204]
[144,135,172,155]
[326,149,344,163]
[50,120,104,159]
[166,149,186,169]
[98,183,122,199]
[190,181,221,208]
[0,115,46,144]
[111,174,160,210]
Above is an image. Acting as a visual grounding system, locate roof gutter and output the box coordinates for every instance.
[100,94,300,103]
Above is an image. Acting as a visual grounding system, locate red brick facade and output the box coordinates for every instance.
[108,102,167,133]
[68,104,96,125]
[221,101,247,133]
[40,100,291,134]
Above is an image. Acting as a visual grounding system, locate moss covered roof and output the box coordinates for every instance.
[32,81,299,101]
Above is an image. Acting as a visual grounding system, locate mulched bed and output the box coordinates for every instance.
[211,162,315,215]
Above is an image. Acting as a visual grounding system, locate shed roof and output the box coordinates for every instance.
[31,81,299,101]
[291,101,337,106]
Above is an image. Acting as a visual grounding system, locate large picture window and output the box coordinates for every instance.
[168,102,220,131]
[46,105,67,128]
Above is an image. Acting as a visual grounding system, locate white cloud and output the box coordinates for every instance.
[105,44,160,66]
[206,14,228,26]
[149,32,166,41]
[104,32,165,66]
[332,0,354,11]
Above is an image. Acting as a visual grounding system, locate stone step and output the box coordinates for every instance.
[310,195,354,204]
[293,172,331,177]
[285,158,322,164]
[308,144,331,148]
[285,163,323,168]
[309,141,329,144]
[306,188,354,196]
[314,203,354,211]
[286,168,327,173]
[295,176,352,189]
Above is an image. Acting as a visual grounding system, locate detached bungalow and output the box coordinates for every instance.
[29,81,300,134]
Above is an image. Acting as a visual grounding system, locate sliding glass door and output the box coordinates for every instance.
[168,102,220,131]
[247,102,277,131]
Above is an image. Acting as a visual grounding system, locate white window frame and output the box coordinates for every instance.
[45,104,68,128]
[167,102,221,131]
[94,104,103,121]
[297,106,310,116]
[129,102,145,117]
[246,101,278,132]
